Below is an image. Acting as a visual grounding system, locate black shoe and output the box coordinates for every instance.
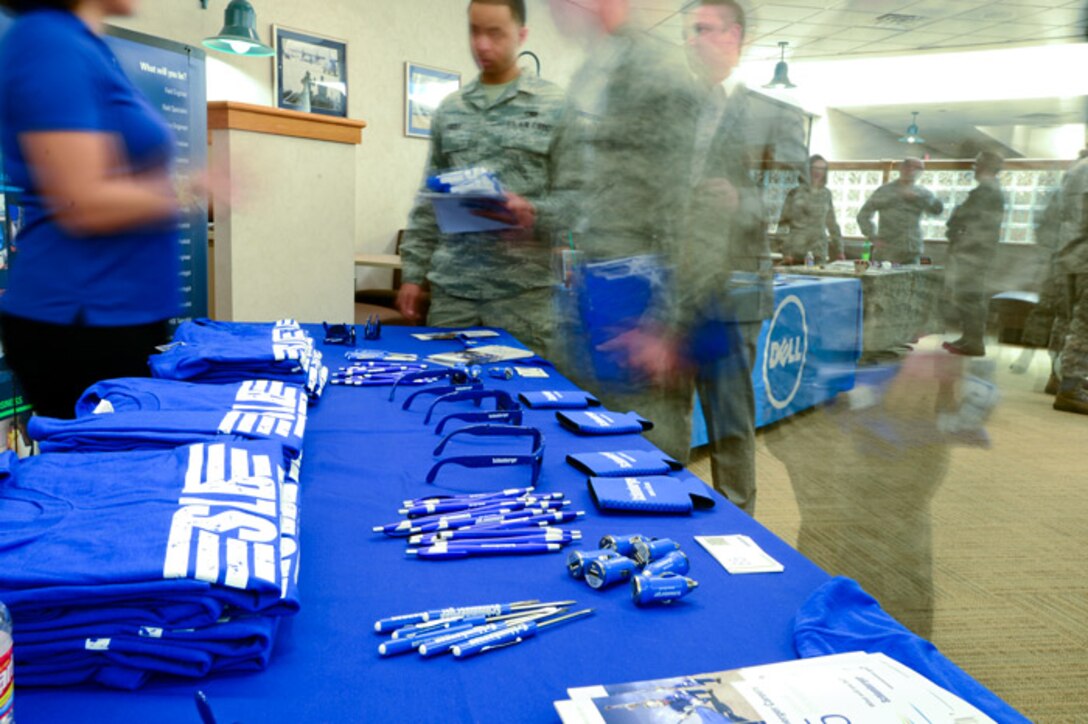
[943,340,985,357]
[1045,373,1060,396]
[1053,387,1088,415]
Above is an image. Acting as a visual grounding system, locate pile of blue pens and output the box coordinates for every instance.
[373,486,585,560]
[373,599,594,659]
[330,361,435,386]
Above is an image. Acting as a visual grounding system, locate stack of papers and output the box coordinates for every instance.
[555,651,997,723]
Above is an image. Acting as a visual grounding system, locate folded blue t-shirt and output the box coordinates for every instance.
[794,576,1030,724]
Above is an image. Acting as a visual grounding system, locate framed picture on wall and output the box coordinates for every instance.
[273,26,348,118]
[405,62,461,139]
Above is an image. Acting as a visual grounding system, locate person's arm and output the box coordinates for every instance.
[923,188,944,215]
[777,187,797,234]
[530,99,583,240]
[826,194,845,259]
[20,132,178,237]
[397,107,448,321]
[856,187,882,240]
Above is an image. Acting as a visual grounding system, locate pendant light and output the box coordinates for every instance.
[763,42,796,89]
[899,111,925,144]
[203,0,274,57]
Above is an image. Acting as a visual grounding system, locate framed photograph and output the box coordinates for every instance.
[273,26,348,118]
[405,62,461,139]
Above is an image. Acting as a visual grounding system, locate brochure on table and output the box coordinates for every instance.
[555,651,997,724]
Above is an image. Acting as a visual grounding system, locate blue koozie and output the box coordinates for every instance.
[566,450,681,477]
[517,390,600,410]
[587,476,716,515]
[555,410,652,435]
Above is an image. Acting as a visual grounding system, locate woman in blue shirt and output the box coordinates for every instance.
[0,0,183,418]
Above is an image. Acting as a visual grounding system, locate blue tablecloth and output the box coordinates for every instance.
[693,273,863,445]
[16,327,832,723]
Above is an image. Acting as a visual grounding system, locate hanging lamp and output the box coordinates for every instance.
[202,0,274,57]
[763,41,797,89]
[899,111,925,144]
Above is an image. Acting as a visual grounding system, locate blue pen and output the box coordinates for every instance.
[401,494,566,518]
[389,607,560,640]
[373,506,536,536]
[372,599,541,633]
[413,531,581,547]
[194,691,218,724]
[409,509,548,535]
[451,609,594,659]
[402,487,536,507]
[473,511,584,529]
[417,608,562,658]
[402,500,554,526]
[417,527,581,544]
[406,542,563,559]
[379,622,477,656]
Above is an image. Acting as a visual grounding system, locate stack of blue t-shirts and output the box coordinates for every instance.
[150,319,328,401]
[0,441,300,689]
[26,378,307,462]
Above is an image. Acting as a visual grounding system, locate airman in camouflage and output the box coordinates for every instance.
[1053,155,1088,414]
[397,0,573,355]
[857,158,944,264]
[777,155,844,264]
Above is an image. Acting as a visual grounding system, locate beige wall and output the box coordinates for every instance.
[114,0,587,295]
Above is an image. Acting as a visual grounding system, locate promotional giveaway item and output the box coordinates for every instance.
[572,533,699,606]
[426,424,544,485]
[630,574,699,606]
[517,390,601,410]
[151,319,328,402]
[330,362,432,387]
[450,609,594,660]
[566,450,681,477]
[556,410,652,436]
[321,322,356,346]
[424,389,523,428]
[375,487,584,560]
[388,366,480,402]
[29,379,308,460]
[587,476,716,515]
[555,652,1000,723]
[0,442,300,689]
[373,597,591,661]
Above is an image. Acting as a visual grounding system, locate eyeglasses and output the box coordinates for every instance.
[388,367,478,402]
[402,381,485,411]
[426,424,545,485]
[428,389,524,430]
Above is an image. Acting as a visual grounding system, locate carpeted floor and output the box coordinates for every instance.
[689,337,1088,723]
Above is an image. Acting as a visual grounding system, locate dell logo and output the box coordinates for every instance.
[762,294,808,411]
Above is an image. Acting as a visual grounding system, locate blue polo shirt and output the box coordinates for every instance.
[0,10,180,325]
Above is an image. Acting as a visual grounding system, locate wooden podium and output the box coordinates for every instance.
[208,101,366,323]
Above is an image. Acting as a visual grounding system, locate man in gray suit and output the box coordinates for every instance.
[676,0,808,514]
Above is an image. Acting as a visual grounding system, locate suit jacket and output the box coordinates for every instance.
[684,83,808,324]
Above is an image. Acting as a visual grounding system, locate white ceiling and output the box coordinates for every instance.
[627,0,1085,60]
[601,0,1087,157]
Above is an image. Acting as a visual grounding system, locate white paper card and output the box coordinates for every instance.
[695,534,785,574]
[515,366,550,379]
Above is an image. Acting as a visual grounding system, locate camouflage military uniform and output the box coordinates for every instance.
[1020,189,1066,351]
[400,73,573,355]
[1054,158,1088,408]
[857,182,944,264]
[945,177,1006,350]
[777,183,844,263]
[551,27,701,465]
